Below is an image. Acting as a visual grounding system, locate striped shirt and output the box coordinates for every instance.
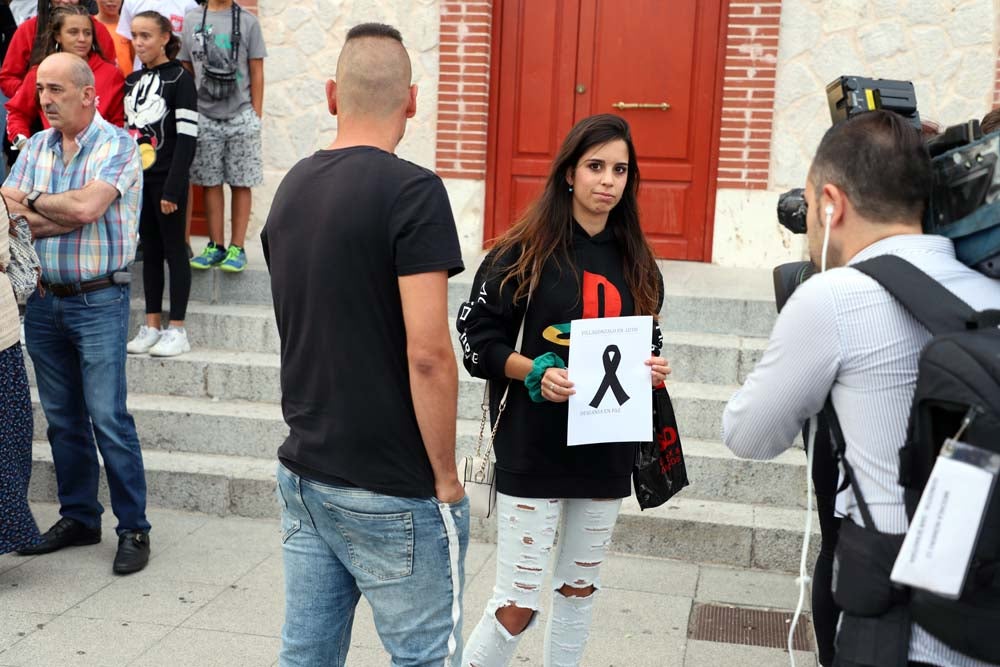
[723,234,1000,667]
[4,112,142,284]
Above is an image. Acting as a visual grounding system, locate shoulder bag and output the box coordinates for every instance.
[461,281,532,518]
[633,383,689,509]
[4,211,40,305]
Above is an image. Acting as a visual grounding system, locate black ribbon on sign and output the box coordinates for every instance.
[589,344,630,408]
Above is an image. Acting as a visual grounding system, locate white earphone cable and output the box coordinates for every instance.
[789,204,831,665]
[821,207,832,273]
[788,416,818,667]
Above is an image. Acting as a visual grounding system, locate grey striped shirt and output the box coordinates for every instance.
[723,234,1000,667]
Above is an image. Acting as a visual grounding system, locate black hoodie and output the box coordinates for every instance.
[456,222,663,498]
[124,59,198,203]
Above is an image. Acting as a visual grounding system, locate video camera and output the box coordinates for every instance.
[773,75,1000,312]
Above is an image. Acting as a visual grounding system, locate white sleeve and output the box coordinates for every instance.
[722,276,842,460]
[116,0,133,40]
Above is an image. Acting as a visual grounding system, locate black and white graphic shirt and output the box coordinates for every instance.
[124,59,198,203]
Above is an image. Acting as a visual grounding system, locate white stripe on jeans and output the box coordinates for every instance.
[437,502,462,665]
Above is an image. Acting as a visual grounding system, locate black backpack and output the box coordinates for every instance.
[850,254,1000,662]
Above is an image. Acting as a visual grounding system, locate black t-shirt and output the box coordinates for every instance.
[263,146,464,497]
[456,223,663,498]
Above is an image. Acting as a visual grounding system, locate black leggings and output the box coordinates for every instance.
[140,181,191,322]
[809,414,842,667]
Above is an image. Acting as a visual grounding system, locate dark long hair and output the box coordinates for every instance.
[134,10,180,60]
[490,114,661,317]
[30,4,107,67]
[30,0,92,66]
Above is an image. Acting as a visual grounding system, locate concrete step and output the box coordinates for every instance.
[29,442,275,519]
[25,350,737,441]
[128,301,280,356]
[27,442,818,572]
[452,329,766,387]
[131,240,780,337]
[30,392,808,509]
[132,259,274,307]
[125,302,767,386]
[663,331,765,386]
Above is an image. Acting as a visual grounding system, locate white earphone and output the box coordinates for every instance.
[821,204,834,273]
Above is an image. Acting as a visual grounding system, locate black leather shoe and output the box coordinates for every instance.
[112,531,150,575]
[16,517,101,555]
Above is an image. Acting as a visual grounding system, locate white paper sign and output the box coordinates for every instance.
[566,315,653,447]
[890,450,996,598]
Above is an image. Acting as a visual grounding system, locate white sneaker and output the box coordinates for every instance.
[127,325,161,354]
[148,327,190,357]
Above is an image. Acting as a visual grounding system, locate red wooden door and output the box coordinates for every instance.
[190,186,208,237]
[485,0,726,260]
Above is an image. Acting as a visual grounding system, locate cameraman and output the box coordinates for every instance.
[722,109,1000,667]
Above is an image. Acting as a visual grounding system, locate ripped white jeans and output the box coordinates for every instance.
[462,493,623,667]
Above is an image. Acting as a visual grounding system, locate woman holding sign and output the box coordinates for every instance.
[456,114,669,665]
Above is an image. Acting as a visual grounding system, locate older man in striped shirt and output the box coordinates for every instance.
[723,110,1000,667]
[1,52,150,575]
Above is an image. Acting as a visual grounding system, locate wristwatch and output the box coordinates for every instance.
[12,134,27,150]
[25,190,42,212]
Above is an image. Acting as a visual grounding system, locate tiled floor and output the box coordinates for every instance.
[0,504,817,667]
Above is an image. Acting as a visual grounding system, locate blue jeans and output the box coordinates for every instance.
[24,284,149,534]
[276,463,470,666]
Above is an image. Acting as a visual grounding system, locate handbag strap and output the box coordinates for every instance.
[472,275,535,461]
[200,2,242,61]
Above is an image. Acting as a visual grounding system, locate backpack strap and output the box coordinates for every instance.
[822,397,878,530]
[852,255,977,336]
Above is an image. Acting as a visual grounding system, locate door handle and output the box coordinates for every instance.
[612,101,671,111]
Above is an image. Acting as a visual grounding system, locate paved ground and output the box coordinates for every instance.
[1,504,818,667]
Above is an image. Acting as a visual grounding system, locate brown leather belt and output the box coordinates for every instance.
[42,275,116,298]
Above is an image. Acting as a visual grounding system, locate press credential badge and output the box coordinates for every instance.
[890,438,1000,599]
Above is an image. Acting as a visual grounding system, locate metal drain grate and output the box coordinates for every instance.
[687,602,813,651]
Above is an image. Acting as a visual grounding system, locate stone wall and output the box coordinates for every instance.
[253,0,441,235]
[716,0,997,267]
[253,1,999,267]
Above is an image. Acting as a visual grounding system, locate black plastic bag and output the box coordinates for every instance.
[633,385,689,509]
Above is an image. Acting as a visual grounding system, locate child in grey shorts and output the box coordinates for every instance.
[180,0,266,273]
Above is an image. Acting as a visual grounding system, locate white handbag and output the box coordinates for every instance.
[461,383,508,518]
[460,283,532,518]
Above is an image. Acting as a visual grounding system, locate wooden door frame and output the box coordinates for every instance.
[482,0,507,248]
[483,0,731,262]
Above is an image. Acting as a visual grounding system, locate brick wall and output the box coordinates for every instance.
[436,1,492,180]
[717,1,781,190]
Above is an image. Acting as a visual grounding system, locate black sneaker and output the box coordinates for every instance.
[113,531,150,575]
[16,517,101,556]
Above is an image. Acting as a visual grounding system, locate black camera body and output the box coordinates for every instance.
[827,76,921,132]
[773,75,1000,311]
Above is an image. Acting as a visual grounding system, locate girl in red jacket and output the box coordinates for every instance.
[6,5,124,146]
[0,0,116,99]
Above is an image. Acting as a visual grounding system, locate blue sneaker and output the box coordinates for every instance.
[219,245,247,273]
[191,243,226,269]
